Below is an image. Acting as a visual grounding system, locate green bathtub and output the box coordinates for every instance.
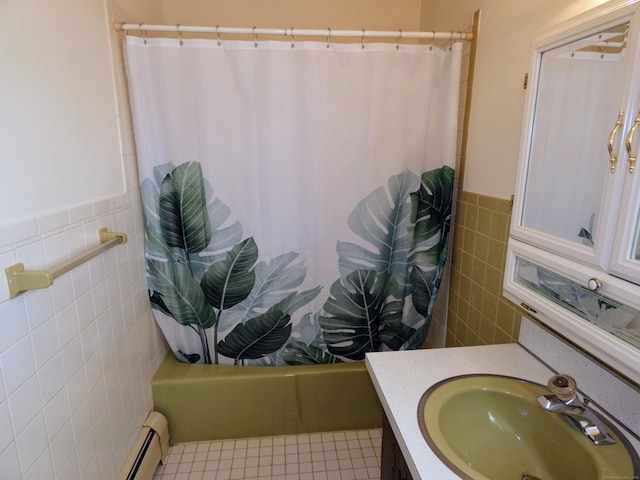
[152,353,383,442]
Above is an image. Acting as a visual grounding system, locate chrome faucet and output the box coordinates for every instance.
[537,374,616,446]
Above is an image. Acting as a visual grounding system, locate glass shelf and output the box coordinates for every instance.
[514,257,640,349]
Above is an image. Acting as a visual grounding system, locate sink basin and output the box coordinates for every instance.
[418,374,640,480]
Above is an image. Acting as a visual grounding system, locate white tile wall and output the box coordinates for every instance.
[0,1,167,479]
[0,200,167,480]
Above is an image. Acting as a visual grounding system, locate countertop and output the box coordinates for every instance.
[365,342,639,479]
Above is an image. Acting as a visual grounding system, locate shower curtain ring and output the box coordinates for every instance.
[430,31,435,51]
[290,27,295,49]
[326,28,331,48]
[253,26,258,48]
[361,28,365,49]
[216,25,221,46]
[396,29,402,51]
[177,24,183,46]
[449,31,454,51]
[140,22,147,45]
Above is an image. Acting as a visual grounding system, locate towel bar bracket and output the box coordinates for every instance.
[99,227,127,244]
[5,263,53,299]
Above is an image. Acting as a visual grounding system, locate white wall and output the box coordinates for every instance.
[0,1,167,479]
[420,0,611,200]
[0,0,124,224]
[160,0,422,31]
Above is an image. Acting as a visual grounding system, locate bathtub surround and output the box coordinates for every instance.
[125,36,463,366]
[152,354,382,442]
[447,192,523,346]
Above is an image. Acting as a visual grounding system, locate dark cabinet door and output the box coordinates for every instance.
[381,413,414,480]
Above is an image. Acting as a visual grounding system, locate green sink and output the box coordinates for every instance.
[418,374,639,480]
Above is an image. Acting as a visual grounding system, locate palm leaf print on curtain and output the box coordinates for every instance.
[286,167,454,364]
[143,162,453,365]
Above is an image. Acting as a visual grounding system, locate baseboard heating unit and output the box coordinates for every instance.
[117,411,170,480]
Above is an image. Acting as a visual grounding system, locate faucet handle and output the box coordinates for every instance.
[548,374,578,402]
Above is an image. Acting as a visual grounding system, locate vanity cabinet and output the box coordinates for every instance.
[381,413,414,480]
[505,0,640,385]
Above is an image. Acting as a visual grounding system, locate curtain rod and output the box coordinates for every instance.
[113,22,473,42]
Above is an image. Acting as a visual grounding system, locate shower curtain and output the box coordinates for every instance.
[124,35,462,365]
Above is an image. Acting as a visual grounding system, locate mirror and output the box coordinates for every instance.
[521,23,629,247]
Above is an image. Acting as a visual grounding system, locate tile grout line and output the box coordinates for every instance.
[154,428,382,480]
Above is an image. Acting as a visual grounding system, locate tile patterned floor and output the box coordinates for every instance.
[153,428,382,480]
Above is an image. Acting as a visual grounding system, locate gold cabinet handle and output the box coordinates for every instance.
[625,110,640,173]
[608,111,624,173]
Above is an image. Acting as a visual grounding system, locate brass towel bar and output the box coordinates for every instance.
[4,228,127,299]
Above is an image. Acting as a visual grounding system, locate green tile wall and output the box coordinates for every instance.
[446,192,522,347]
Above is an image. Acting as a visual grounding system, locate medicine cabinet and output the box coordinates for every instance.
[505,0,640,385]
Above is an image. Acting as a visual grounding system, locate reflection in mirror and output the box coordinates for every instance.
[514,257,640,350]
[521,23,630,247]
